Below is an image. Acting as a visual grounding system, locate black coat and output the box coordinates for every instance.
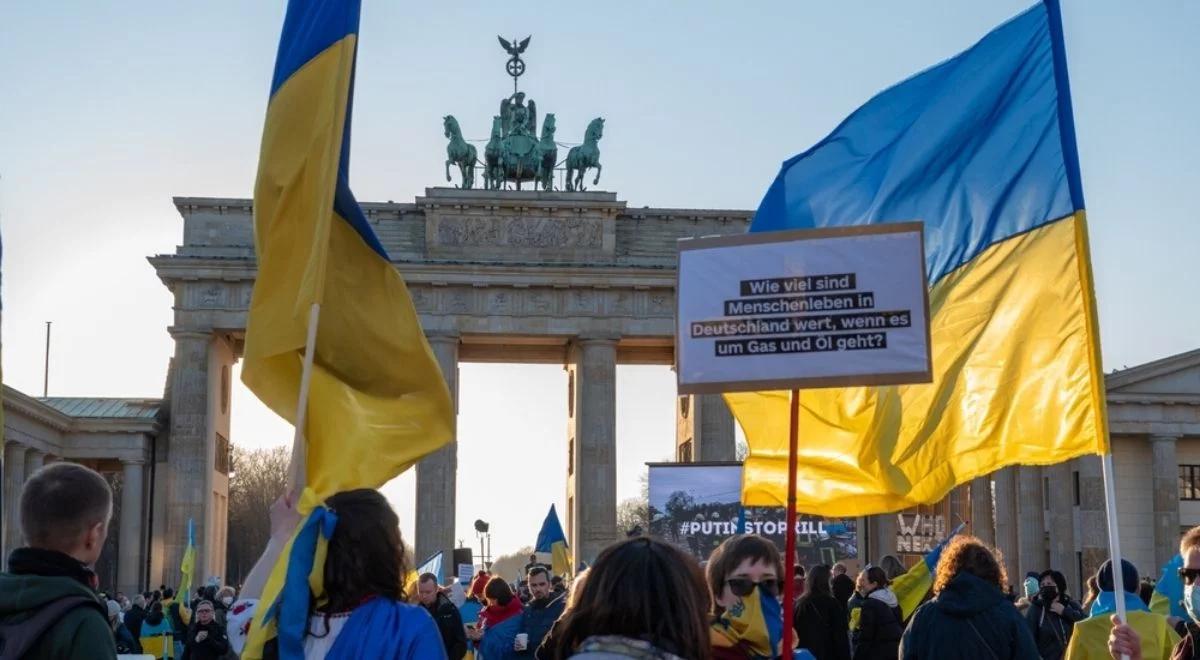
[899,571,1038,660]
[853,588,903,660]
[832,575,856,614]
[424,593,468,660]
[794,591,851,660]
[181,620,230,660]
[124,604,147,639]
[1025,594,1085,660]
[519,594,566,657]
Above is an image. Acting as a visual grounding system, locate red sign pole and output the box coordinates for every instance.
[780,388,800,659]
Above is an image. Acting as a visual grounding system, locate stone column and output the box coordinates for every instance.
[675,395,736,463]
[1017,466,1045,578]
[1045,462,1077,588]
[992,467,1020,582]
[970,476,995,545]
[415,333,459,574]
[3,442,27,558]
[118,459,146,595]
[1151,435,1182,570]
[567,335,618,566]
[870,513,898,562]
[23,449,45,480]
[1075,455,1108,583]
[164,329,213,589]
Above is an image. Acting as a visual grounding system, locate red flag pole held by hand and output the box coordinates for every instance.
[781,389,800,658]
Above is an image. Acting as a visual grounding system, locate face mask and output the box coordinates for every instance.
[221,597,234,606]
[1023,577,1039,599]
[1185,584,1200,623]
[1041,586,1058,602]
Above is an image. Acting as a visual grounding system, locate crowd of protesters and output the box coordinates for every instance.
[7,460,1200,659]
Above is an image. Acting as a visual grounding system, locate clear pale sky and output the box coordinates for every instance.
[2,1,1197,560]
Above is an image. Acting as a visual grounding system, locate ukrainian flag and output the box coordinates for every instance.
[241,0,453,656]
[892,523,965,619]
[179,518,196,599]
[728,0,1108,515]
[535,505,573,577]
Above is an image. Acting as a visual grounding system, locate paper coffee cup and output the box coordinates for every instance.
[515,633,529,649]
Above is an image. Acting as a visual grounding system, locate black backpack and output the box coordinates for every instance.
[0,595,105,660]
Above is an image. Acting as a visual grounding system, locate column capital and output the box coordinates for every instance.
[576,332,620,346]
[120,457,147,467]
[168,326,212,341]
[425,331,461,346]
[23,447,45,458]
[1150,433,1181,444]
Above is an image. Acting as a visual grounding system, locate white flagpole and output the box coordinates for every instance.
[288,303,321,493]
[1100,450,1129,660]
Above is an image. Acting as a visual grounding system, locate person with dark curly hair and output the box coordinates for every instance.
[899,535,1036,659]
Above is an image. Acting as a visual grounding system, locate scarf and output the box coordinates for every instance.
[576,635,687,660]
[711,587,787,659]
[480,597,524,628]
[1090,590,1150,617]
[7,547,99,590]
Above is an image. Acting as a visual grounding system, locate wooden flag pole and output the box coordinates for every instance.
[287,303,321,494]
[1101,450,1130,660]
[781,388,801,658]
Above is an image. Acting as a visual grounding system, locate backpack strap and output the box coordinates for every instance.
[0,595,105,660]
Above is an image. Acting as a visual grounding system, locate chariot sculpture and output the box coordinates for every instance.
[442,35,605,192]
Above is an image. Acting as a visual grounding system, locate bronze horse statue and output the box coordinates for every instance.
[566,118,603,192]
[443,115,476,189]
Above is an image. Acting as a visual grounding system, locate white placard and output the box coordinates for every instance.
[676,223,931,394]
[458,563,474,584]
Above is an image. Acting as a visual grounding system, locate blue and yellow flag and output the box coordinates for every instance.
[1150,554,1186,619]
[535,504,573,577]
[729,0,1107,515]
[892,523,965,619]
[179,518,196,599]
[241,1,453,657]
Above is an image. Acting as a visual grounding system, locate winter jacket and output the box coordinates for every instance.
[853,587,902,660]
[794,591,851,660]
[1026,594,1086,660]
[899,571,1038,660]
[181,619,231,660]
[0,557,117,660]
[126,603,148,639]
[832,575,856,616]
[114,621,141,654]
[1172,625,1200,660]
[423,592,467,660]
[519,594,567,657]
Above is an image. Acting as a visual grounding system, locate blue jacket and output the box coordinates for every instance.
[900,572,1038,660]
[518,594,565,657]
[479,614,522,660]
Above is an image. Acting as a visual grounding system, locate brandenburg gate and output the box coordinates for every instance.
[149,189,748,581]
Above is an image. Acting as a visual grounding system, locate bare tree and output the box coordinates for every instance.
[489,545,535,582]
[225,445,289,586]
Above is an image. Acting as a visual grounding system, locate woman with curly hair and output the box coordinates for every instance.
[899,535,1037,659]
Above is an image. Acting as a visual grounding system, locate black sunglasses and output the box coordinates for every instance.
[1179,567,1200,586]
[725,577,780,598]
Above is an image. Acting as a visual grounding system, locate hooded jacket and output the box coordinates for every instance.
[1026,592,1086,660]
[853,587,902,660]
[899,571,1037,660]
[0,553,117,660]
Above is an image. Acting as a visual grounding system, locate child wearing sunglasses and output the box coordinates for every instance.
[707,534,792,659]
